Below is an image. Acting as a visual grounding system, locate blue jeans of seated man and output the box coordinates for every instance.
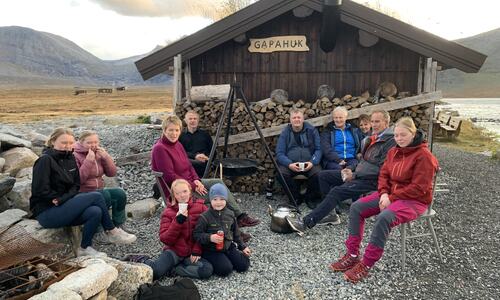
[144,249,213,280]
[303,173,377,228]
[36,192,114,248]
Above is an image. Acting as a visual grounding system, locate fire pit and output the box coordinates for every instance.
[0,225,79,299]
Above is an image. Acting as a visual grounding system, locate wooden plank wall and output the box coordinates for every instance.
[190,11,421,102]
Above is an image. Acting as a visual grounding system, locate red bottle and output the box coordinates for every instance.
[215,230,224,251]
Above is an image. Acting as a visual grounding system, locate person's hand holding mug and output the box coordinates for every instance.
[289,163,301,172]
[303,162,313,172]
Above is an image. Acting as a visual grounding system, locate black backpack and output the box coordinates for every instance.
[134,278,201,300]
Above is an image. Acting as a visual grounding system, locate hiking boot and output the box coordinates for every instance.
[317,213,341,226]
[240,231,252,243]
[344,261,370,283]
[238,214,260,228]
[93,231,111,245]
[122,254,151,263]
[107,228,137,245]
[285,215,306,236]
[330,253,359,272]
[77,246,107,258]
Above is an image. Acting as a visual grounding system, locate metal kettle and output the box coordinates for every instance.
[268,204,299,234]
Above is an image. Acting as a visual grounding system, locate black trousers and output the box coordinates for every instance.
[277,164,322,204]
[201,243,250,277]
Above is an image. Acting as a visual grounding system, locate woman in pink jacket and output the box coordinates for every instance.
[73,130,133,235]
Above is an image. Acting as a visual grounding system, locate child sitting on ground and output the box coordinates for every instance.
[358,114,372,138]
[193,183,251,277]
[123,179,213,280]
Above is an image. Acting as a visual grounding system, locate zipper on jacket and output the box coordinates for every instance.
[341,129,347,159]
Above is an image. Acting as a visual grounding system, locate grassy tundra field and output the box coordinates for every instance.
[0,86,172,123]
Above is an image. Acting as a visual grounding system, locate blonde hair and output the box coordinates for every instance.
[46,128,74,147]
[395,117,417,135]
[79,130,98,142]
[170,179,192,204]
[162,115,183,131]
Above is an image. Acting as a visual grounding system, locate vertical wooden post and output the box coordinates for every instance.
[423,57,432,93]
[417,57,423,94]
[430,61,438,92]
[173,54,182,111]
[184,59,192,102]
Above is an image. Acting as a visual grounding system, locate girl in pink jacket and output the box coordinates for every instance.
[73,130,134,236]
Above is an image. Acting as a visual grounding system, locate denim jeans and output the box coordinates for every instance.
[145,249,213,280]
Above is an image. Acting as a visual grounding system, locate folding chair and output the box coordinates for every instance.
[151,170,172,207]
[399,171,445,269]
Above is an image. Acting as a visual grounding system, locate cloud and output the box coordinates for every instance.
[89,0,224,19]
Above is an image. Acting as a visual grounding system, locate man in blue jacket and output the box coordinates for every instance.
[276,108,322,206]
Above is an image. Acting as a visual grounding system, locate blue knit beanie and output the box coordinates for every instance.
[209,183,228,201]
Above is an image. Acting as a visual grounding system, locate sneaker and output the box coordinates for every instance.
[117,223,136,234]
[122,254,151,263]
[317,213,341,226]
[330,253,359,272]
[237,214,261,228]
[93,231,111,245]
[77,246,107,257]
[240,231,252,243]
[344,261,370,283]
[107,228,137,245]
[285,215,306,236]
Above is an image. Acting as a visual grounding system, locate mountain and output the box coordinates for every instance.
[438,28,500,97]
[0,26,170,86]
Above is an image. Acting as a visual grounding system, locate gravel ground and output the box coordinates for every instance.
[7,119,500,299]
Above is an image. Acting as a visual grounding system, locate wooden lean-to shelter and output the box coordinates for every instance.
[135,0,486,192]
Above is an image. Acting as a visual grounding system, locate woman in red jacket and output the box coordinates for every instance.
[123,179,213,280]
[330,117,439,283]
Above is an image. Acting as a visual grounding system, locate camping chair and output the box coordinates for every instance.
[399,171,445,269]
[151,170,172,207]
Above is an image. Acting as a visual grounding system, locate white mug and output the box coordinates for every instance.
[178,203,188,213]
[298,162,305,172]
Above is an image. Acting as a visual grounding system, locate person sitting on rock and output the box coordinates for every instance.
[286,109,396,231]
[275,108,322,208]
[30,128,136,258]
[193,183,251,277]
[358,114,372,139]
[179,110,213,178]
[73,130,134,243]
[151,115,259,242]
[122,179,213,280]
[320,106,362,170]
[330,117,439,283]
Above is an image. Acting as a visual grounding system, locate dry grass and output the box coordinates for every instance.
[0,86,173,123]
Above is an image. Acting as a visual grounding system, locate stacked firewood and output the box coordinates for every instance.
[175,91,431,193]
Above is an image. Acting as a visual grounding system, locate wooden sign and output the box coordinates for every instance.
[248,35,309,53]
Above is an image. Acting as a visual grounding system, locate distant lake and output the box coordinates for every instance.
[439,98,500,140]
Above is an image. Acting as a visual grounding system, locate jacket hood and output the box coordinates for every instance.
[42,147,74,158]
[73,142,89,154]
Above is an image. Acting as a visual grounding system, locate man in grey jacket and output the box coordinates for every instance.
[287,109,397,234]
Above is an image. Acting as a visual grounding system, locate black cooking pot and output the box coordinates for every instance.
[214,158,264,177]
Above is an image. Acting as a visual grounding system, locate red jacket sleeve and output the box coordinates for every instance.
[377,149,395,195]
[74,152,96,185]
[159,209,183,246]
[388,153,438,203]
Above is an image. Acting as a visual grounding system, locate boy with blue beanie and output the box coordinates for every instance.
[194,183,251,276]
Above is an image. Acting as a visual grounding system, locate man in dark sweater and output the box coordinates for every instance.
[179,110,213,177]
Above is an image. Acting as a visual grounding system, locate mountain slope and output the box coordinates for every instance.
[438,28,500,97]
[0,26,169,86]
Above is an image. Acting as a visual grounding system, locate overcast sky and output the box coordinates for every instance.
[1,0,499,60]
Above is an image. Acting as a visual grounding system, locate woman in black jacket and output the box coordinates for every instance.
[30,128,136,257]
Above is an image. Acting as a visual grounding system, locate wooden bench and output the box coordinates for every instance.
[439,116,462,139]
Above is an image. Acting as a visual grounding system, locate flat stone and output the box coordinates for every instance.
[29,287,83,300]
[0,208,27,227]
[0,147,38,176]
[0,195,11,212]
[0,176,16,197]
[49,261,117,299]
[17,219,72,250]
[125,198,159,220]
[0,133,32,149]
[6,179,32,212]
[88,289,107,300]
[101,257,152,300]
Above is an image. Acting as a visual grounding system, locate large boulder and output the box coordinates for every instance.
[27,131,49,148]
[48,259,118,300]
[16,167,33,180]
[16,219,71,246]
[29,287,82,300]
[126,198,160,220]
[6,179,32,212]
[0,208,27,227]
[0,157,5,172]
[0,147,38,176]
[0,176,16,197]
[0,196,11,212]
[0,133,32,150]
